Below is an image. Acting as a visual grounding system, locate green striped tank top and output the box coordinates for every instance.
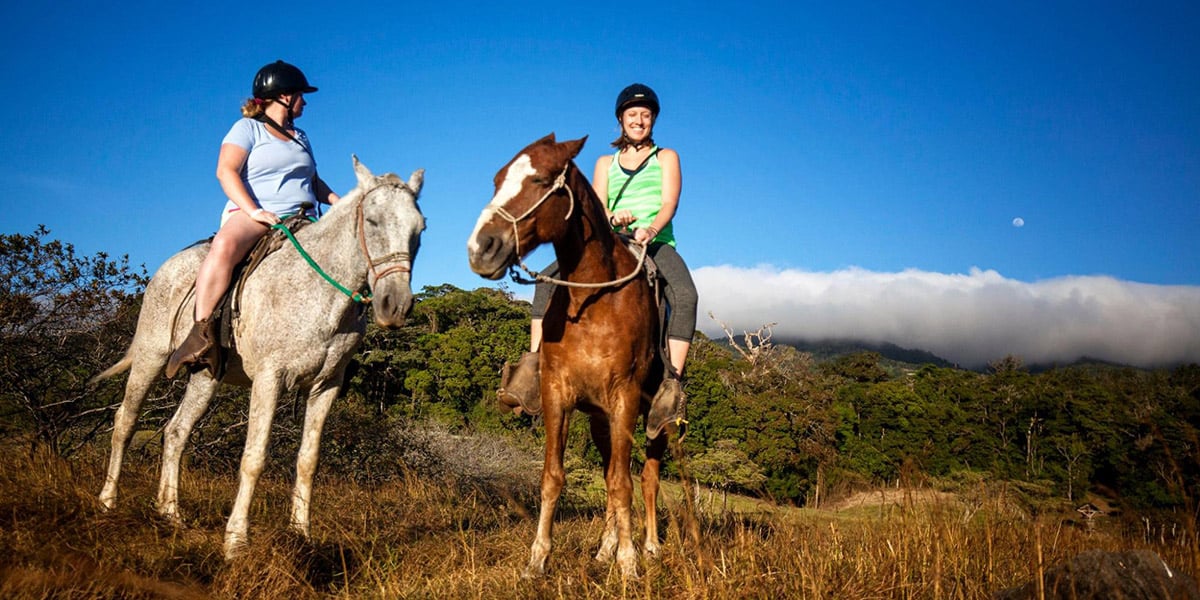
[606,147,675,246]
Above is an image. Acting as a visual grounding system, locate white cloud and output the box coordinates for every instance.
[695,265,1200,369]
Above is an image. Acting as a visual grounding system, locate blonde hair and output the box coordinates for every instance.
[240,97,268,118]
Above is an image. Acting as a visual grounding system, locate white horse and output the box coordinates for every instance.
[93,157,424,558]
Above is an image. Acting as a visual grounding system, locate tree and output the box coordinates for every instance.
[689,439,766,510]
[822,351,890,383]
[345,285,530,430]
[700,319,838,504]
[0,226,148,454]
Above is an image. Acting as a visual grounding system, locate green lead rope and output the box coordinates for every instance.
[272,222,373,304]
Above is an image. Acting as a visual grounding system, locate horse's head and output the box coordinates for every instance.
[467,133,586,280]
[345,156,425,328]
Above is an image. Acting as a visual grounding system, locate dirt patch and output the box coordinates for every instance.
[823,488,959,511]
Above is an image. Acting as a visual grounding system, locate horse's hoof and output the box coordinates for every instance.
[223,534,248,561]
[616,548,641,579]
[157,508,185,527]
[618,562,640,580]
[291,526,311,539]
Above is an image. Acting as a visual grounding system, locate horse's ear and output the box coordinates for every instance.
[352,154,375,186]
[562,135,587,160]
[535,132,557,145]
[407,169,424,196]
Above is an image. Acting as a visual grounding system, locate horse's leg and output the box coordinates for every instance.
[524,404,571,578]
[156,373,220,523]
[224,374,283,559]
[98,357,162,509]
[290,383,340,538]
[608,400,641,579]
[589,416,619,564]
[641,432,668,557]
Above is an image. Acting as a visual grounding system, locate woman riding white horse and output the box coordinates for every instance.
[168,60,340,378]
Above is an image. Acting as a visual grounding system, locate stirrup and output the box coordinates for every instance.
[645,377,687,440]
[497,351,541,416]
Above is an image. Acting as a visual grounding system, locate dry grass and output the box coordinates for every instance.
[1,438,1195,599]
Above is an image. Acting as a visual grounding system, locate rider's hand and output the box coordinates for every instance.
[609,209,635,229]
[250,208,280,226]
[634,227,657,244]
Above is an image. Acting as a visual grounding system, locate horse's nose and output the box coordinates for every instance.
[468,233,511,279]
[375,289,414,328]
[469,233,498,263]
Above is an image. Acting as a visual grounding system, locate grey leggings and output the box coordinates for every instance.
[531,242,698,342]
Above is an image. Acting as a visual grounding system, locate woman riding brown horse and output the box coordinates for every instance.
[467,134,667,578]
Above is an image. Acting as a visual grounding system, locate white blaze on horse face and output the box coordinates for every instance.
[468,154,537,253]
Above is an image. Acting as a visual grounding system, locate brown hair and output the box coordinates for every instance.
[610,132,656,150]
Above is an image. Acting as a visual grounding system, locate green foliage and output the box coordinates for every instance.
[0,226,148,454]
[345,284,531,431]
[686,338,838,505]
[690,439,767,504]
[821,351,891,383]
[4,227,1199,514]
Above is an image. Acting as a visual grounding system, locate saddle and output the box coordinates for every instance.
[220,214,315,347]
[178,214,314,379]
[620,238,668,364]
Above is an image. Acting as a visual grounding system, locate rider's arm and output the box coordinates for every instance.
[313,173,340,205]
[592,154,616,225]
[217,143,278,226]
[216,143,255,212]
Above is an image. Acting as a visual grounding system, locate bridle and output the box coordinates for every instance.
[494,162,648,289]
[356,181,414,294]
[274,179,415,304]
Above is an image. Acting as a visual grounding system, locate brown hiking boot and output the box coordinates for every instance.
[645,377,687,440]
[165,317,220,379]
[497,351,541,416]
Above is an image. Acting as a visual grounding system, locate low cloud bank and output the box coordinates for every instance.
[694,265,1200,369]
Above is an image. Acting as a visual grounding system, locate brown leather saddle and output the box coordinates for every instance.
[177,214,314,380]
[218,214,314,347]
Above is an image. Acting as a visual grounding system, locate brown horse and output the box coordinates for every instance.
[467,133,667,578]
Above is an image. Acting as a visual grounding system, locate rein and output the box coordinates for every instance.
[497,164,649,289]
[273,181,412,304]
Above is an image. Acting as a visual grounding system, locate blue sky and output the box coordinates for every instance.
[3,1,1198,367]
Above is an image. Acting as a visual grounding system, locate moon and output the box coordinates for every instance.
[1012,217,1025,228]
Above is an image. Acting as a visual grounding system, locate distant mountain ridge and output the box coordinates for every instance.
[770,337,1148,374]
[775,338,957,369]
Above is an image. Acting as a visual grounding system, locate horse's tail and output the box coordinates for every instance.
[89,353,133,384]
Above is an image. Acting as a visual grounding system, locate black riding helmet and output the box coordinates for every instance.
[614,83,659,118]
[252,60,318,100]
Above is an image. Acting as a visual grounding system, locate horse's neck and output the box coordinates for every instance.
[552,172,626,286]
[284,198,367,290]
